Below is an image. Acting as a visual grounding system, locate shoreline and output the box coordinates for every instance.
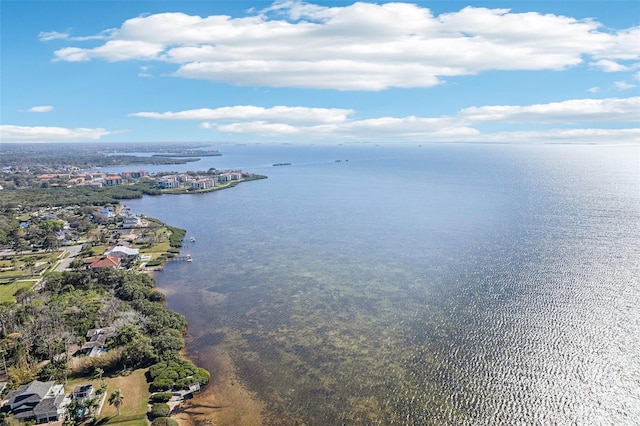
[148,225,266,424]
[172,347,264,426]
[159,174,268,195]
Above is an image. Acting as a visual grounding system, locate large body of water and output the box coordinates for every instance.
[121,143,639,425]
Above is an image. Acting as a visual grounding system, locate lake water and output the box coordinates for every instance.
[122,143,640,425]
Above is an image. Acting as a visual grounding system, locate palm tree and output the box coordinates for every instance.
[93,367,106,393]
[85,396,100,420]
[108,389,124,416]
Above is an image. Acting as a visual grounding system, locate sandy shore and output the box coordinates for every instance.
[173,347,264,426]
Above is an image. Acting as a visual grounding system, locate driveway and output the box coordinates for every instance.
[54,244,84,272]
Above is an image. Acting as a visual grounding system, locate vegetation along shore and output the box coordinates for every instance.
[0,145,266,425]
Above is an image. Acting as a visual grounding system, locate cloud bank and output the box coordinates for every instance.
[0,125,116,142]
[48,1,640,91]
[130,96,640,143]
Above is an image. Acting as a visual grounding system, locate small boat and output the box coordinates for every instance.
[190,236,196,242]
[273,162,292,166]
[186,254,192,262]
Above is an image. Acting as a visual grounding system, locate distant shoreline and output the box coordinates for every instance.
[159,174,268,195]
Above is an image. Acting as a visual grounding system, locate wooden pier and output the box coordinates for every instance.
[168,255,192,262]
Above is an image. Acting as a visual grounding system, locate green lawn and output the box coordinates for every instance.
[66,368,150,425]
[90,246,107,256]
[0,253,59,278]
[0,279,38,303]
[139,241,170,254]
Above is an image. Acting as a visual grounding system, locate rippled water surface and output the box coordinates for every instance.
[123,143,640,425]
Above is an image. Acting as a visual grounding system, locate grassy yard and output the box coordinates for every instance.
[0,279,38,303]
[0,252,59,278]
[66,369,150,425]
[139,241,170,255]
[89,245,107,256]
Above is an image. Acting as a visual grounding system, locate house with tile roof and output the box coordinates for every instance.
[88,256,121,269]
[104,175,123,186]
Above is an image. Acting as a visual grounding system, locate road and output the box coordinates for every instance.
[54,244,83,272]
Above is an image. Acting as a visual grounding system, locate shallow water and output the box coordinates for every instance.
[123,143,640,425]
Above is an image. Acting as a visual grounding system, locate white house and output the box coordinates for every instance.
[159,175,179,188]
[105,246,139,259]
[191,178,215,190]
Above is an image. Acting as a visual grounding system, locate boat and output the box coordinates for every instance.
[190,236,196,242]
[273,163,292,166]
[186,254,192,262]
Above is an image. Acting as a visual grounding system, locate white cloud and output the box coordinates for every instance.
[47,2,640,90]
[614,81,637,90]
[216,116,478,139]
[587,87,600,93]
[130,97,639,143]
[54,40,164,62]
[589,59,629,72]
[39,29,115,42]
[27,105,54,113]
[0,125,116,142]
[138,65,153,77]
[458,97,640,123]
[38,31,71,41]
[130,105,354,124]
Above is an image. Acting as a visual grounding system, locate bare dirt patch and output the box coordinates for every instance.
[173,348,263,426]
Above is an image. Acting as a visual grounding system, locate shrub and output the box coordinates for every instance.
[151,417,178,426]
[148,403,171,419]
[149,291,166,303]
[150,378,173,392]
[150,392,172,403]
[148,360,210,390]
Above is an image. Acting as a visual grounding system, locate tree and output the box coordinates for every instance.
[108,389,124,416]
[43,234,60,252]
[23,257,36,276]
[85,396,101,420]
[69,258,85,271]
[13,237,29,255]
[93,367,106,393]
[148,403,170,419]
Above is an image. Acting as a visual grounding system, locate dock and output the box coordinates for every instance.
[168,254,192,262]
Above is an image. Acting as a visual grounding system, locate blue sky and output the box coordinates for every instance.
[1,0,638,144]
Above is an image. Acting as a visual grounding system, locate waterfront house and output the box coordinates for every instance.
[178,173,193,182]
[88,256,121,269]
[5,380,67,423]
[122,216,141,228]
[159,175,179,189]
[122,170,148,179]
[104,175,123,186]
[82,327,115,356]
[191,178,215,190]
[105,245,139,259]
